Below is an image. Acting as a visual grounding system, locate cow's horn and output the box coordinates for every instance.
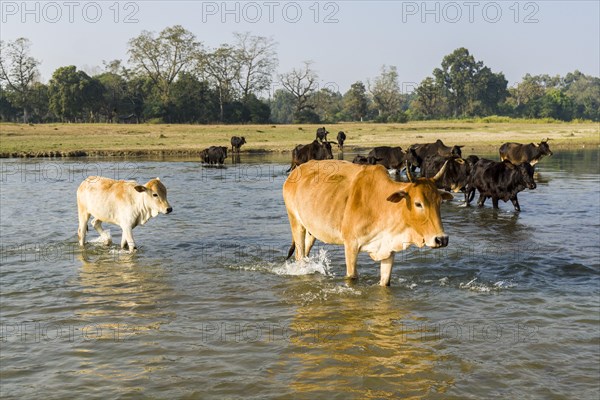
[405,160,414,183]
[432,160,450,182]
[541,137,550,143]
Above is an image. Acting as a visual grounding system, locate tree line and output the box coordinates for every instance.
[1,26,598,124]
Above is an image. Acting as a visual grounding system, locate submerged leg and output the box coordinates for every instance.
[344,242,359,280]
[511,195,521,212]
[304,233,317,257]
[77,210,90,246]
[121,226,136,252]
[92,218,112,245]
[379,253,395,286]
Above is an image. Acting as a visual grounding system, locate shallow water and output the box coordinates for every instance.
[1,149,599,399]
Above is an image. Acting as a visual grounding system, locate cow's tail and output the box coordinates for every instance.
[286,241,295,260]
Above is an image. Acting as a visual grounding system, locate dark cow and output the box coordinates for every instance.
[230,136,247,153]
[199,148,209,163]
[206,146,228,165]
[316,127,329,142]
[467,159,536,211]
[352,155,381,165]
[499,139,553,165]
[337,131,347,150]
[367,146,418,171]
[421,155,479,203]
[409,139,464,169]
[287,140,334,172]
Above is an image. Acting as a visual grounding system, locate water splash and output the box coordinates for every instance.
[274,249,332,276]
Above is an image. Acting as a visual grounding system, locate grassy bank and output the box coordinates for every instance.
[0,121,598,158]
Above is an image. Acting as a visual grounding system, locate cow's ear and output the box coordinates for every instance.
[387,191,409,203]
[134,185,147,193]
[439,190,453,201]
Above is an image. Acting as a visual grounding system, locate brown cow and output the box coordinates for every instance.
[282,160,452,286]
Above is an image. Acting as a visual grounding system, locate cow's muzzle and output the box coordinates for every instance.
[434,235,449,248]
[528,183,537,190]
[166,207,173,214]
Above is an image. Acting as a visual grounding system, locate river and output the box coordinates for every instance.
[1,149,598,399]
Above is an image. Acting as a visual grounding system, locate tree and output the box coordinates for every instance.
[270,89,296,124]
[0,38,40,122]
[432,47,508,117]
[342,81,369,121]
[311,88,343,123]
[411,77,447,119]
[96,60,128,122]
[564,71,600,120]
[128,25,200,104]
[48,66,105,122]
[433,48,481,117]
[233,32,278,102]
[369,65,403,120]
[279,61,319,122]
[170,72,216,123]
[469,66,508,115]
[201,44,241,122]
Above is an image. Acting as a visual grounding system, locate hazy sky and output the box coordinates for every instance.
[1,0,598,93]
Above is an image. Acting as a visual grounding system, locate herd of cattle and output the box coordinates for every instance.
[76,126,553,285]
[281,128,553,212]
[195,126,553,212]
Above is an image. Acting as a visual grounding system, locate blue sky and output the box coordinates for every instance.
[1,1,598,93]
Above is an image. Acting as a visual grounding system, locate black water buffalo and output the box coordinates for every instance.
[316,127,329,142]
[367,146,418,170]
[352,155,381,165]
[499,139,553,165]
[206,146,228,165]
[199,148,209,163]
[421,155,479,202]
[230,136,247,153]
[409,139,464,169]
[287,140,334,172]
[336,131,346,150]
[467,159,536,211]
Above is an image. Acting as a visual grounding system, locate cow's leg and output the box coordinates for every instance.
[492,197,500,209]
[304,232,317,257]
[511,195,521,212]
[344,242,359,279]
[77,208,90,246]
[121,226,136,252]
[287,212,306,261]
[92,218,112,245]
[477,193,487,207]
[379,253,395,286]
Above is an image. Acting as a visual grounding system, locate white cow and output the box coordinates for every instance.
[77,176,172,251]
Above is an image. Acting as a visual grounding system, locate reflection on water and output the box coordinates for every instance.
[273,286,451,398]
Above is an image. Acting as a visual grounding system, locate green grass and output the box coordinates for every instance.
[1,120,598,157]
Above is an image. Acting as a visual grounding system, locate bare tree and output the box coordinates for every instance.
[0,38,40,123]
[128,25,201,102]
[201,44,241,122]
[233,32,278,102]
[279,61,319,121]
